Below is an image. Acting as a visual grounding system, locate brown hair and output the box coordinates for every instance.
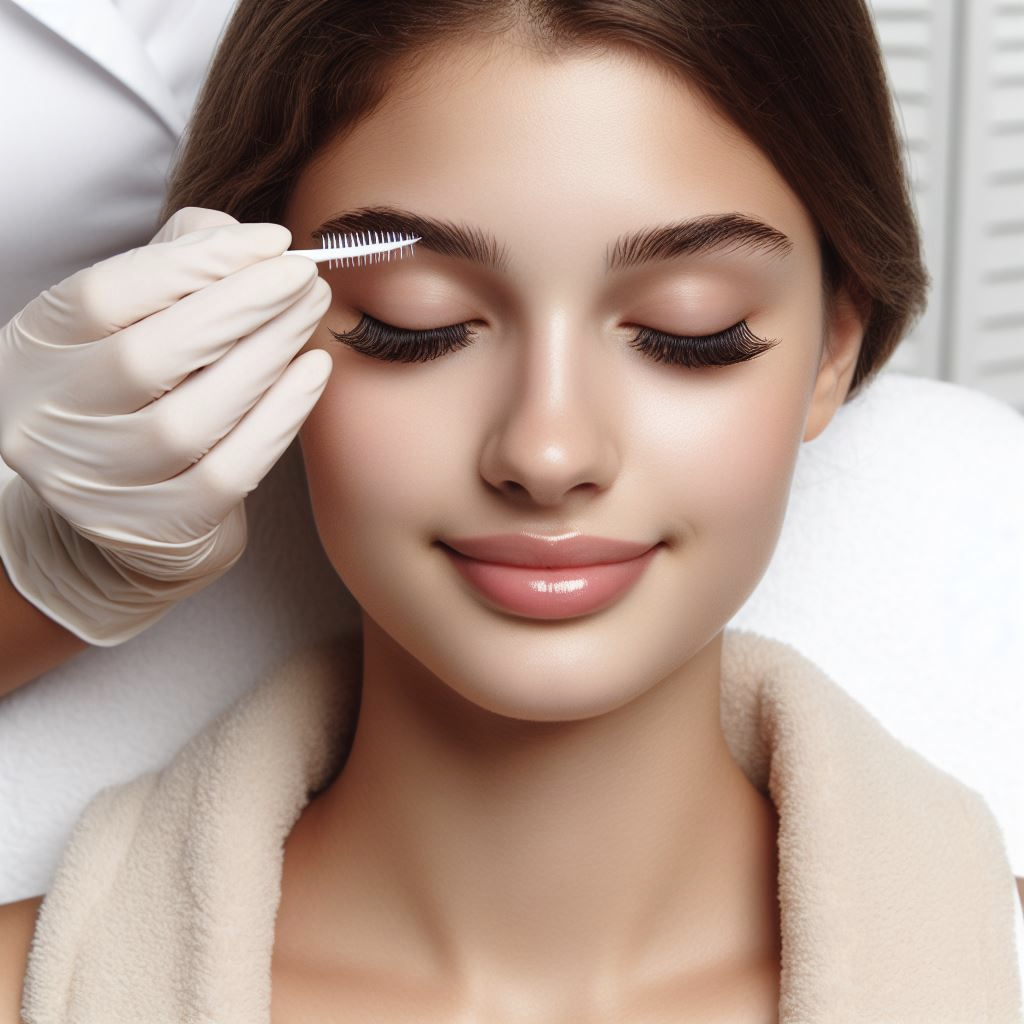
[162,0,928,401]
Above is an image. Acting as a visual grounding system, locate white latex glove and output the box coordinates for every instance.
[0,207,333,646]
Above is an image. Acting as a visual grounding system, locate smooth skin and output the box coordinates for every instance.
[2,36,1022,1024]
[0,563,88,699]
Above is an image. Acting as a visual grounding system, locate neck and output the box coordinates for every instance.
[277,615,781,1012]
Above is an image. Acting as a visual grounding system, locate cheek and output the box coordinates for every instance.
[298,354,452,574]
[711,384,804,525]
[635,348,812,563]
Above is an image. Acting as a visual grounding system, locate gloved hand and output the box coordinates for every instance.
[0,206,333,646]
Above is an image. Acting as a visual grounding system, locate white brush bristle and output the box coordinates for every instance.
[319,229,417,270]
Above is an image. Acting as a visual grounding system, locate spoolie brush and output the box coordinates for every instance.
[286,230,421,269]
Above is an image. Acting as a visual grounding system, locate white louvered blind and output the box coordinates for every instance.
[869,0,1024,411]
[870,0,953,380]
[950,0,1024,405]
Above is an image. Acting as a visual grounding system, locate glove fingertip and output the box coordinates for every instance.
[296,349,334,391]
[150,207,239,245]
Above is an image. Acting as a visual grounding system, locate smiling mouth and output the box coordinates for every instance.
[438,540,662,620]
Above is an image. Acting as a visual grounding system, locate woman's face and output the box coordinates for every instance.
[284,39,859,721]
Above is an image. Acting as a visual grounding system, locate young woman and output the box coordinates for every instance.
[3,1,1022,1021]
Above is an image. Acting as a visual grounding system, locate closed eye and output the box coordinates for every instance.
[327,313,779,368]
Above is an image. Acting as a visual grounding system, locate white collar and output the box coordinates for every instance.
[10,0,186,135]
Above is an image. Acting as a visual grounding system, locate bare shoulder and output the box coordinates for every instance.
[0,896,43,1024]
[1017,876,1024,915]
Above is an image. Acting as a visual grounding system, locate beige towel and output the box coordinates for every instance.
[21,628,1024,1023]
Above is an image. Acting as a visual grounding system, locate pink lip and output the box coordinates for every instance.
[438,533,662,620]
[441,533,657,567]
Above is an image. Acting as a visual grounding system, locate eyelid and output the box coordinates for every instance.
[623,317,742,339]
[359,312,468,333]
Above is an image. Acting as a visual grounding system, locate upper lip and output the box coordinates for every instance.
[440,533,659,567]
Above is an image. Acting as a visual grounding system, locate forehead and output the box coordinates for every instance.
[291,38,817,259]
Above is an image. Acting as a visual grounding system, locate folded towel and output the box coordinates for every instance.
[20,627,1023,1023]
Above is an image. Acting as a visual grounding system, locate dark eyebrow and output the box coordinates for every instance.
[311,206,792,274]
[313,206,511,273]
[607,213,793,271]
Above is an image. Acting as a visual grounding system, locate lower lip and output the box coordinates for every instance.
[440,544,661,620]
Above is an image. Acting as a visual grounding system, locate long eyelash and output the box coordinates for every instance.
[327,314,777,367]
[628,320,779,368]
[328,315,477,363]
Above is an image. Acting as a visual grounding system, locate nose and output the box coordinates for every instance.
[478,320,622,508]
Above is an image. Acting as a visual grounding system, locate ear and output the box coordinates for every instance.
[803,287,866,443]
